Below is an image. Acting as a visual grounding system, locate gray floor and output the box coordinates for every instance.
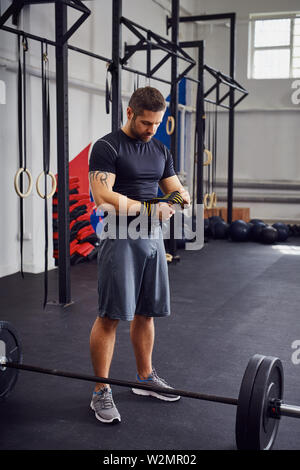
[1,237,300,451]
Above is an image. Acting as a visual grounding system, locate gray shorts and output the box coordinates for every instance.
[97,226,171,321]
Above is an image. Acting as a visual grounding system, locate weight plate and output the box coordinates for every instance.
[235,354,266,450]
[249,356,283,450]
[236,354,284,450]
[0,321,22,399]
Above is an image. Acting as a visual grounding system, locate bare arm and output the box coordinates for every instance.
[88,170,141,215]
[89,171,176,221]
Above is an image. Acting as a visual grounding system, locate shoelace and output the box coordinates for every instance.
[94,388,114,409]
[149,369,171,388]
[136,369,172,389]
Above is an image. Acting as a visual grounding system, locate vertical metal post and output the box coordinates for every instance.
[227,13,236,224]
[111,0,122,131]
[196,42,204,206]
[55,0,71,305]
[169,0,179,258]
[170,0,179,173]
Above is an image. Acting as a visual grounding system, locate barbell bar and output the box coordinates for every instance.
[1,320,300,450]
[1,361,239,406]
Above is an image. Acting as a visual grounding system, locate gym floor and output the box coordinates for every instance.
[1,238,300,451]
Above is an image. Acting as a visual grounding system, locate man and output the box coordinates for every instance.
[88,86,190,423]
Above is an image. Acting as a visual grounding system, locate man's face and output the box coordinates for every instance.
[127,108,165,142]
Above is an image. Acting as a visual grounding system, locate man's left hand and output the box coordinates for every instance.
[178,187,191,207]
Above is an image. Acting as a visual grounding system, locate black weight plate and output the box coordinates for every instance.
[235,354,266,450]
[0,321,22,399]
[248,356,283,450]
[236,355,284,450]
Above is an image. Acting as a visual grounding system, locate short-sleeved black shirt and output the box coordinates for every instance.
[89,129,175,201]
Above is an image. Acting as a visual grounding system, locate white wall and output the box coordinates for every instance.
[1,0,299,278]
[191,0,300,221]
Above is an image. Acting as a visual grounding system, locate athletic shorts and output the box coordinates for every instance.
[96,225,171,321]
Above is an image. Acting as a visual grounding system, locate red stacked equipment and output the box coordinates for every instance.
[52,176,99,265]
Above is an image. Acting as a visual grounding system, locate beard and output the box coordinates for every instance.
[129,120,153,142]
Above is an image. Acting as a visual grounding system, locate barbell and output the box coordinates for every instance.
[0,320,299,450]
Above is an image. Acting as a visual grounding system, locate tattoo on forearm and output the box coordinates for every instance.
[89,171,109,189]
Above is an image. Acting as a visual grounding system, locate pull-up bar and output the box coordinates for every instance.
[121,15,196,85]
[0,0,91,44]
[204,65,248,108]
[204,65,248,95]
[122,16,195,64]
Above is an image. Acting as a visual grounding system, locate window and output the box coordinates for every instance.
[248,13,300,79]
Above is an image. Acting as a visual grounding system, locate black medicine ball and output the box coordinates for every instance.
[272,222,288,231]
[204,218,210,237]
[212,221,229,239]
[209,215,223,223]
[250,218,264,225]
[276,228,289,242]
[260,225,278,244]
[272,223,289,242]
[207,216,224,238]
[249,222,266,242]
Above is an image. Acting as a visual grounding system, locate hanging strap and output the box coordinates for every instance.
[212,104,218,195]
[207,102,211,195]
[133,73,140,92]
[41,42,51,309]
[120,100,123,125]
[105,63,112,114]
[192,123,197,216]
[17,36,24,277]
[192,81,203,213]
[16,35,29,277]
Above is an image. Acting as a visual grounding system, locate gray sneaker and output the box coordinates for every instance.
[90,387,121,423]
[132,369,180,402]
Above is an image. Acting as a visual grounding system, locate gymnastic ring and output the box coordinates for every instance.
[203,149,212,166]
[14,167,33,198]
[204,193,213,209]
[211,191,217,208]
[166,116,175,135]
[36,170,57,199]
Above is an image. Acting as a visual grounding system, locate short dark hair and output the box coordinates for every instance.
[128,86,166,116]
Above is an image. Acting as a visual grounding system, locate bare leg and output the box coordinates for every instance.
[130,315,154,379]
[90,316,119,392]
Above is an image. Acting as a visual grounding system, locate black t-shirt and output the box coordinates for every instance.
[89,129,175,201]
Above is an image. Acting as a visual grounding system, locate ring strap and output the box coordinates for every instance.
[105,63,112,114]
[16,35,30,277]
[40,42,53,308]
[212,105,218,195]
